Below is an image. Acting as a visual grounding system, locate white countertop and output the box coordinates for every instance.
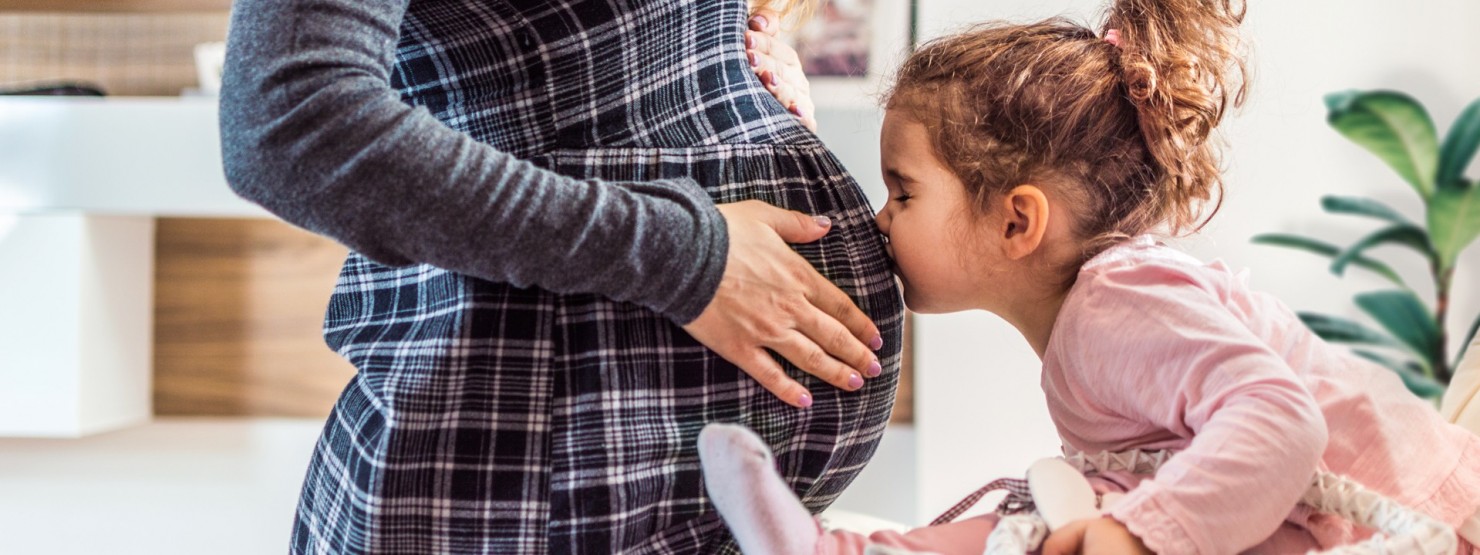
[0,96,888,216]
[0,96,266,217]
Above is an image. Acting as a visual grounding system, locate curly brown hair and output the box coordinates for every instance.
[886,0,1248,263]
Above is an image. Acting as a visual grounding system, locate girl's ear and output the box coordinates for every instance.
[1000,185,1050,260]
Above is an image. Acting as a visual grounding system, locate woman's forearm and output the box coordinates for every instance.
[219,0,728,322]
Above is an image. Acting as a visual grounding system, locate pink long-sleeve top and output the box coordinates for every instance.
[1041,237,1480,554]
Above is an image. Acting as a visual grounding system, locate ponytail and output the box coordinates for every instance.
[1106,0,1248,235]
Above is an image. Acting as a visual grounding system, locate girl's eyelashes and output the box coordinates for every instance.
[893,194,912,202]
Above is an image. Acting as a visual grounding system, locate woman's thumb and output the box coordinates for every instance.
[764,206,832,244]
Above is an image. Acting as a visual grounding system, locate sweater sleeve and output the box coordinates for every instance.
[1063,263,1329,555]
[218,0,728,323]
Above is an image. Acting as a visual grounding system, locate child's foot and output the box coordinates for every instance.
[699,423,820,555]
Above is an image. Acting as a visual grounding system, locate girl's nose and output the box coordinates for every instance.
[874,208,890,235]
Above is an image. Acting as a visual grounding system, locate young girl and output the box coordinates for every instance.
[706,0,1480,553]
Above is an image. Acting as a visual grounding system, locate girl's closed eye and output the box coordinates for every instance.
[893,193,912,203]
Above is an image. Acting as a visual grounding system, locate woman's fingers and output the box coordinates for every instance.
[791,99,817,131]
[745,30,801,68]
[743,29,815,131]
[800,305,881,379]
[746,32,806,93]
[773,331,864,392]
[680,200,883,408]
[764,75,815,130]
[763,73,799,108]
[747,9,782,37]
[684,306,817,409]
[736,348,813,408]
[806,273,884,358]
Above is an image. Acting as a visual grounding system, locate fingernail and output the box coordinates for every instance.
[750,15,769,30]
[767,72,779,87]
[747,52,758,67]
[798,393,813,408]
[813,215,832,227]
[848,373,864,389]
[869,335,883,350]
[866,359,882,378]
[745,34,755,48]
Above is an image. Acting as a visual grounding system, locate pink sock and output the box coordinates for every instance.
[699,423,821,555]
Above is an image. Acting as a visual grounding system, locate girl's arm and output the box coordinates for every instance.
[1059,265,1328,555]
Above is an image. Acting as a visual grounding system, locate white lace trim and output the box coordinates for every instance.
[980,449,1458,555]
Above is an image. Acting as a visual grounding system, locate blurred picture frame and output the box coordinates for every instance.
[785,0,911,108]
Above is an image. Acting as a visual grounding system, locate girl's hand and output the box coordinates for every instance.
[1042,517,1154,555]
[683,200,883,409]
[745,9,817,131]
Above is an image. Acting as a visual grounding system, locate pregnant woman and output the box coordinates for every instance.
[219,0,903,552]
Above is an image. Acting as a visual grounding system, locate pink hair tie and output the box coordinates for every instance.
[1105,29,1122,47]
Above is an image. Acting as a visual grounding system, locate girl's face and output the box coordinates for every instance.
[875,110,999,314]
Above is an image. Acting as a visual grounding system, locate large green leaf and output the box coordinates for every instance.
[1329,224,1431,277]
[1321,195,1414,225]
[1251,233,1406,287]
[1352,349,1446,397]
[1438,96,1480,188]
[1354,290,1441,365]
[1297,311,1406,349]
[1326,90,1440,198]
[1428,184,1480,270]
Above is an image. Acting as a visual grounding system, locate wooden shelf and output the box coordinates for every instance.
[153,218,355,418]
[0,11,230,96]
[0,1,232,12]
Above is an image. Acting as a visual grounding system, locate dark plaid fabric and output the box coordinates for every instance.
[290,1,905,553]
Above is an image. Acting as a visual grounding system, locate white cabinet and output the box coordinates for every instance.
[0,97,261,437]
[0,214,154,437]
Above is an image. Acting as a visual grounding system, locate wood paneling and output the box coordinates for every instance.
[0,1,232,12]
[153,218,354,417]
[0,11,228,96]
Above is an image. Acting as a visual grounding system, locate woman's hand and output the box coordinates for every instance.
[684,200,884,408]
[745,9,817,131]
[1042,517,1154,555]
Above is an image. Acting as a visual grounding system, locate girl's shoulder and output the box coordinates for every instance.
[1073,236,1231,300]
[1053,237,1254,353]
[1079,236,1207,276]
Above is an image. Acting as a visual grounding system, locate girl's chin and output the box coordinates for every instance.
[900,289,939,314]
[901,286,971,314]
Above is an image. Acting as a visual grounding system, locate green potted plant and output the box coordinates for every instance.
[1253,90,1480,399]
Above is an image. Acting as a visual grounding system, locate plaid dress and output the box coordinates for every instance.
[289,0,904,553]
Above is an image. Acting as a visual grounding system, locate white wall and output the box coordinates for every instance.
[910,0,1480,524]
